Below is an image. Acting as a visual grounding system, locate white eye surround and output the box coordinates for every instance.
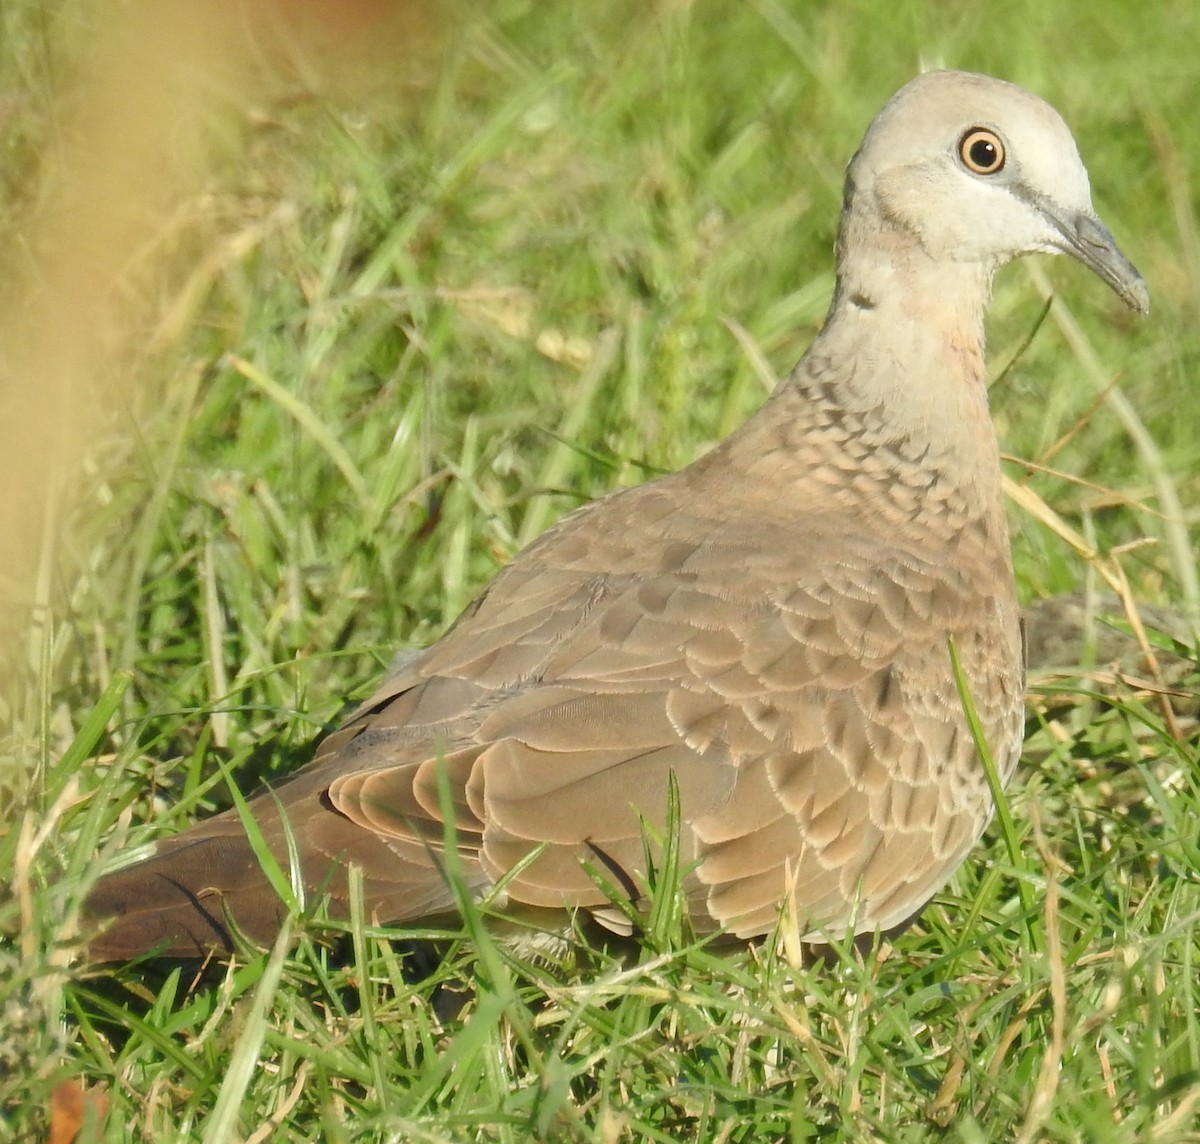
[959,128,1006,175]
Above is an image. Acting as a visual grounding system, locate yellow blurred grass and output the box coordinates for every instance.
[0,0,442,724]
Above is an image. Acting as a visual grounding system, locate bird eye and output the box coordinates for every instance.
[959,128,1006,175]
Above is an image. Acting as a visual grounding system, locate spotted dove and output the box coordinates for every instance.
[83,70,1148,960]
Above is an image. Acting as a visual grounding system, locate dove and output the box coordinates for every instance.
[83,70,1148,960]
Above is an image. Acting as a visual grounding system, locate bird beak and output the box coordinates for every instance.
[1042,205,1150,314]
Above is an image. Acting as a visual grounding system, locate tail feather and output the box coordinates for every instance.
[84,828,292,959]
[82,787,474,960]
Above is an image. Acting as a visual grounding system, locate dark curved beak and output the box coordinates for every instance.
[1044,206,1150,314]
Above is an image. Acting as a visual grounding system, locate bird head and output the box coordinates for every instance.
[844,69,1149,313]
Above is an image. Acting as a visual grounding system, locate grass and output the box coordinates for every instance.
[1,0,1199,1140]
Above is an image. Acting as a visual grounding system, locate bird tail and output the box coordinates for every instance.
[82,825,292,960]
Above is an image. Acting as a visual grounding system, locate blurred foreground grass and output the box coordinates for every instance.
[1,1,1198,1140]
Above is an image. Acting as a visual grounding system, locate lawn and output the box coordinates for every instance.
[1,0,1198,1140]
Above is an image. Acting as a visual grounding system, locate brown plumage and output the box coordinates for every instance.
[84,70,1148,961]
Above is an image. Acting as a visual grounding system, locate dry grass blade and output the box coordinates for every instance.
[1014,811,1067,1144]
[200,917,294,1144]
[1004,475,1186,737]
[1024,260,1200,630]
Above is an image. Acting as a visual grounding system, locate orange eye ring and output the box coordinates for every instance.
[959,129,1006,175]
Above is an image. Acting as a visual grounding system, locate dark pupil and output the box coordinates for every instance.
[970,138,997,168]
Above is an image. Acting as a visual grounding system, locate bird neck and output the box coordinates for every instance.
[793,225,1002,487]
[701,232,1008,537]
